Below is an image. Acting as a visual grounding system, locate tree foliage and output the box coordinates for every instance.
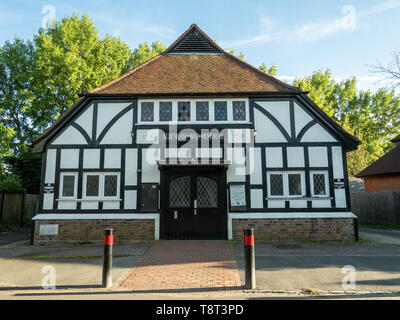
[294,69,400,175]
[30,13,134,130]
[259,62,278,76]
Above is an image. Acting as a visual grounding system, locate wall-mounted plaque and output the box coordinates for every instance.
[229,184,247,210]
[44,183,54,194]
[39,224,59,236]
[334,179,345,189]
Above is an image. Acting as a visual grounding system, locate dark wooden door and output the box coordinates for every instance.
[161,167,227,240]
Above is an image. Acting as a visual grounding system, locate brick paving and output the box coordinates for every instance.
[119,241,242,292]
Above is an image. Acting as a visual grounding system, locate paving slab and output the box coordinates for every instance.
[119,240,242,292]
[234,243,400,293]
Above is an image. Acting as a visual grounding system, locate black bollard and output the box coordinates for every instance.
[102,228,113,288]
[244,228,256,289]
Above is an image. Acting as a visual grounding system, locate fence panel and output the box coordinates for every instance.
[351,190,400,224]
[2,193,24,226]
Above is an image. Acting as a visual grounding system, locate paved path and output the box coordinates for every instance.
[119,241,242,292]
[359,228,400,244]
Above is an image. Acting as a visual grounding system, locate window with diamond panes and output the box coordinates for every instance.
[86,175,99,197]
[288,174,302,196]
[62,175,75,197]
[214,101,227,121]
[104,175,118,197]
[169,176,190,207]
[159,102,172,121]
[270,174,284,196]
[197,177,217,208]
[141,102,154,122]
[313,174,327,196]
[233,101,246,121]
[178,102,191,121]
[196,102,209,121]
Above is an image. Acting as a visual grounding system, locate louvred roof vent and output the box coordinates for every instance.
[166,24,223,54]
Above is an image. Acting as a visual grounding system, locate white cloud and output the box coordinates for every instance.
[92,14,176,39]
[219,14,279,49]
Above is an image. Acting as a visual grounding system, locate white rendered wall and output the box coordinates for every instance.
[255,101,291,137]
[83,149,100,169]
[265,147,283,168]
[142,148,160,183]
[250,189,263,209]
[75,104,93,140]
[96,103,131,139]
[124,190,137,210]
[52,126,87,145]
[308,147,328,167]
[100,110,133,144]
[60,149,80,169]
[254,109,287,143]
[125,149,138,186]
[294,103,313,137]
[104,149,121,169]
[287,147,305,167]
[250,148,262,185]
[301,123,337,143]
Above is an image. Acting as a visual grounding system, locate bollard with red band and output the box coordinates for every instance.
[244,228,256,289]
[102,228,113,288]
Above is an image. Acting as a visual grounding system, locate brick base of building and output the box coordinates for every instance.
[33,219,155,246]
[232,218,355,242]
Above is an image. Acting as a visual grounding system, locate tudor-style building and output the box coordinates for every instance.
[31,24,360,245]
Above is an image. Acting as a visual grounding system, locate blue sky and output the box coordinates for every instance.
[1,0,400,91]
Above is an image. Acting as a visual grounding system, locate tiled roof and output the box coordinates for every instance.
[88,52,300,95]
[88,24,300,96]
[356,145,400,178]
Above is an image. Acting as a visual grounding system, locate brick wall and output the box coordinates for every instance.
[34,219,155,246]
[364,175,400,192]
[232,218,355,242]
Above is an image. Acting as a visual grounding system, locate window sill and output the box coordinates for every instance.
[266,197,333,201]
[57,199,122,202]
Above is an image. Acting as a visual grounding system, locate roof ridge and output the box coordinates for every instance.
[88,53,164,94]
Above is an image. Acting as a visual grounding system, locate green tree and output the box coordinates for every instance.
[259,62,278,76]
[3,147,42,194]
[294,69,400,174]
[30,13,134,131]
[0,38,34,154]
[129,41,166,68]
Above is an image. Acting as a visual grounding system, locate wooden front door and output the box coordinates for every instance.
[160,167,227,240]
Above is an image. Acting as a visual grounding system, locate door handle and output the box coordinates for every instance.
[194,199,197,216]
[174,211,178,219]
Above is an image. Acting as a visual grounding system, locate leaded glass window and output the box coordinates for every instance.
[86,175,99,197]
[169,176,190,207]
[288,174,302,196]
[197,177,217,208]
[196,102,209,121]
[159,102,172,121]
[141,102,154,122]
[233,101,246,121]
[104,175,118,197]
[178,102,191,121]
[62,175,75,197]
[270,174,284,196]
[214,101,227,121]
[313,173,327,196]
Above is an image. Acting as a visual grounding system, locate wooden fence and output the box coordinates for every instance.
[351,190,400,224]
[0,192,39,226]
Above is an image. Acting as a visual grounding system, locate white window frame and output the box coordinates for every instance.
[137,99,250,124]
[83,172,121,200]
[310,171,330,198]
[267,171,306,198]
[59,172,78,199]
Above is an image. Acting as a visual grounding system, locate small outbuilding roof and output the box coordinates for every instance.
[356,145,400,178]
